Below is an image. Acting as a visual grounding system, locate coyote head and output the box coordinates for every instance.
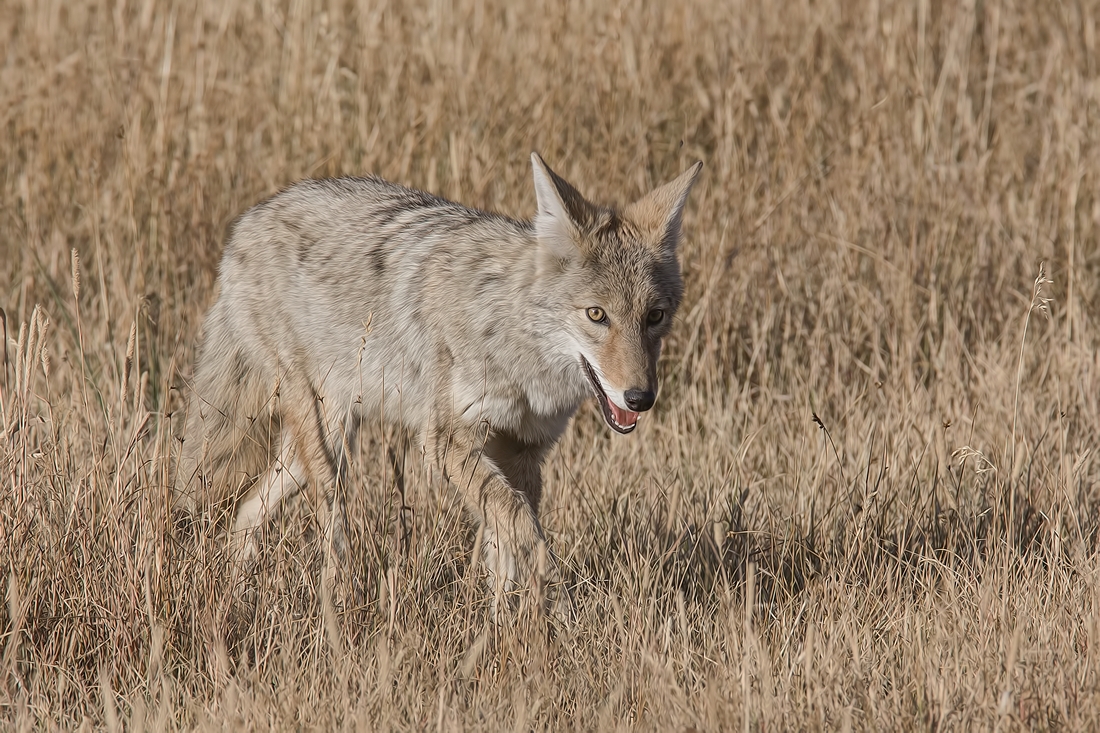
[531,153,702,434]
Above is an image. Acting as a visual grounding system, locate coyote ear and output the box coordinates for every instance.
[531,152,571,228]
[531,152,594,261]
[624,161,703,252]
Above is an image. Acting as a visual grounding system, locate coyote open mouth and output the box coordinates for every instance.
[580,357,638,434]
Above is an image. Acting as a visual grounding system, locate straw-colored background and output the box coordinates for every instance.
[3,0,1099,729]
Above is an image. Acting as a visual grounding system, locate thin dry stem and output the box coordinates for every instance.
[1011,262,1054,473]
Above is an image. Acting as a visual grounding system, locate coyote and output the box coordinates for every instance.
[174,153,702,614]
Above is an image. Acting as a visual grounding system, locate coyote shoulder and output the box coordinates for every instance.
[175,153,702,614]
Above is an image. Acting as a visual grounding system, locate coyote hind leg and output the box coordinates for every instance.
[277,378,358,586]
[230,375,357,560]
[232,429,307,563]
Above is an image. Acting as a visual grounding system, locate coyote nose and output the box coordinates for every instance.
[624,389,656,412]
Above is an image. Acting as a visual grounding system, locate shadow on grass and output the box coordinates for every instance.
[570,474,1086,616]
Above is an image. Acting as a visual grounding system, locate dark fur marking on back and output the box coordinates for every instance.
[476,273,502,295]
[231,352,248,387]
[369,246,386,275]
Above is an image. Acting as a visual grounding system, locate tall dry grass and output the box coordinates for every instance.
[3,0,1100,729]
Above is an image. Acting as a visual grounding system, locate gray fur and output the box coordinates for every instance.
[175,153,702,616]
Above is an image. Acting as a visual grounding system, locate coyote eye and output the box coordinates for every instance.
[647,309,665,326]
[586,307,607,324]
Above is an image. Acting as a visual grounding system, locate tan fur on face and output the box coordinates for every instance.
[594,323,659,396]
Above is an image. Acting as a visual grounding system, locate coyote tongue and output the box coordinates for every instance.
[607,400,639,430]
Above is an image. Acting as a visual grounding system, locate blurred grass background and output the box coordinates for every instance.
[3,0,1100,729]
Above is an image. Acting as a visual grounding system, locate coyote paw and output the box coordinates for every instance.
[229,527,262,571]
[543,574,576,626]
[484,540,575,625]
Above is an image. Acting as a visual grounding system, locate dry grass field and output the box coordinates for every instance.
[3,0,1100,729]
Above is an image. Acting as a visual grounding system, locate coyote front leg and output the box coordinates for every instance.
[427,417,560,615]
[484,433,573,619]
